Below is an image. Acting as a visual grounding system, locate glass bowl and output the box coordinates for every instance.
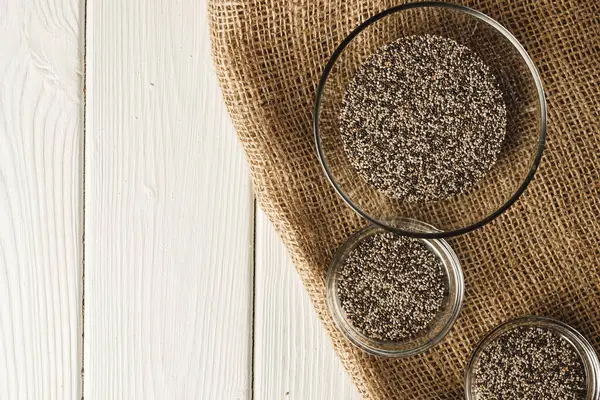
[465,316,600,399]
[314,2,546,238]
[326,221,464,357]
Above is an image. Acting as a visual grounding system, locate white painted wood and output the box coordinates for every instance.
[84,0,254,398]
[0,0,83,399]
[254,209,362,400]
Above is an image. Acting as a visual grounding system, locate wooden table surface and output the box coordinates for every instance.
[0,0,360,398]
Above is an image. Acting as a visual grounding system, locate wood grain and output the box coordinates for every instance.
[0,0,83,399]
[84,0,254,398]
[254,209,362,399]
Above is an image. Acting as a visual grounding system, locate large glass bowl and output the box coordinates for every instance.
[314,2,546,238]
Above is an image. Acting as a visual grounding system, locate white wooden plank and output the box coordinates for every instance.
[254,209,362,399]
[84,0,254,398]
[0,0,83,399]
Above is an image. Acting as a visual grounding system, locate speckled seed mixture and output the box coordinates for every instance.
[340,34,506,201]
[337,232,445,341]
[473,326,587,400]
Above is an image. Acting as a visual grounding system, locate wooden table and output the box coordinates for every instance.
[0,0,360,398]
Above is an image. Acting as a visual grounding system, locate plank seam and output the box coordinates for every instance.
[80,0,88,397]
[251,199,257,400]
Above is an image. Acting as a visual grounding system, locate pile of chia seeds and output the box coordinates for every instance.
[340,34,506,201]
[472,326,587,400]
[336,232,445,341]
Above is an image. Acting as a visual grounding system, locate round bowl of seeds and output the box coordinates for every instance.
[465,316,600,400]
[326,221,464,357]
[314,2,546,238]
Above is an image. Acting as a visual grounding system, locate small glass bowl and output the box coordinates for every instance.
[326,220,464,357]
[314,2,546,239]
[465,316,600,399]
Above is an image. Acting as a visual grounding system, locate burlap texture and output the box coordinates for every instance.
[209,1,600,398]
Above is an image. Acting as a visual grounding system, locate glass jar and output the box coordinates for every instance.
[465,315,600,399]
[326,221,464,357]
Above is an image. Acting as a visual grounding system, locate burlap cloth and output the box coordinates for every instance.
[209,1,600,398]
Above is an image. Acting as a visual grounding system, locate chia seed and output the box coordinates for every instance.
[336,231,445,341]
[340,34,506,201]
[473,326,587,400]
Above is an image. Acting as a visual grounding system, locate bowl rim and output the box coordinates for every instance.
[464,315,600,399]
[325,222,465,357]
[313,1,547,239]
